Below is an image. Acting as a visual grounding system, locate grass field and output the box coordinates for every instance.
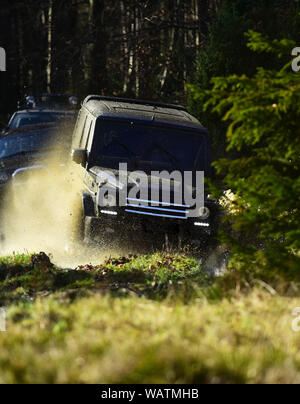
[0,252,300,384]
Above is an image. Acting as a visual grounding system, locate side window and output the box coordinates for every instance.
[86,120,94,150]
[73,110,87,149]
[87,120,93,148]
[80,116,93,149]
[79,115,88,148]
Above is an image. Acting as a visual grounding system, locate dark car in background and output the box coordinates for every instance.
[0,121,73,194]
[4,110,75,133]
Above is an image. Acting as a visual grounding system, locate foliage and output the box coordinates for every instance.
[187,0,300,160]
[190,30,300,272]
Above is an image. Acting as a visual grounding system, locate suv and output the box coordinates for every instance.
[71,96,219,244]
[0,121,73,195]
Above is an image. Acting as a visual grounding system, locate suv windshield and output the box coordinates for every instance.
[92,121,208,172]
[0,129,67,160]
[9,112,71,130]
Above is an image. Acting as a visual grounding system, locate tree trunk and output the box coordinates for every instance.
[47,0,53,93]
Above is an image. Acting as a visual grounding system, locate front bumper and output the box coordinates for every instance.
[87,202,219,240]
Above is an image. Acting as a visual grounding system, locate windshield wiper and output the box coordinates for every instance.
[151,142,181,171]
[112,137,139,168]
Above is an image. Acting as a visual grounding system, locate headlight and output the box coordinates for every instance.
[198,206,210,219]
[0,173,10,184]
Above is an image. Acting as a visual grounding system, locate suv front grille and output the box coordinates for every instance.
[125,198,189,220]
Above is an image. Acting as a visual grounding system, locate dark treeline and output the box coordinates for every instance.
[0,0,221,113]
[0,0,299,119]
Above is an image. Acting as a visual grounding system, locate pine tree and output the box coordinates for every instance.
[191,31,300,273]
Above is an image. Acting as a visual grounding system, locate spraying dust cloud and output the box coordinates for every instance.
[0,122,110,266]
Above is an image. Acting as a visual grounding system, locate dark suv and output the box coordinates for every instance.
[71,96,219,244]
[0,122,73,196]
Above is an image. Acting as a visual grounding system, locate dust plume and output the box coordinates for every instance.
[0,124,108,267]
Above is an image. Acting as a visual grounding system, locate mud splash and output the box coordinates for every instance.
[0,124,111,267]
[2,159,79,264]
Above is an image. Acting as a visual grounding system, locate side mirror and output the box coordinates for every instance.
[72,149,87,167]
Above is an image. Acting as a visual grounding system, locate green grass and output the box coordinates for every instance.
[0,252,299,384]
[0,253,208,306]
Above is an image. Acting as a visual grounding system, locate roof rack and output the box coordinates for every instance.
[84,95,188,112]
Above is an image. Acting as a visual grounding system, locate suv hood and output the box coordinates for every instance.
[90,165,196,196]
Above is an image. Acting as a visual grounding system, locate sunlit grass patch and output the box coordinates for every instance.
[0,290,299,384]
[0,252,299,384]
[0,254,32,269]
